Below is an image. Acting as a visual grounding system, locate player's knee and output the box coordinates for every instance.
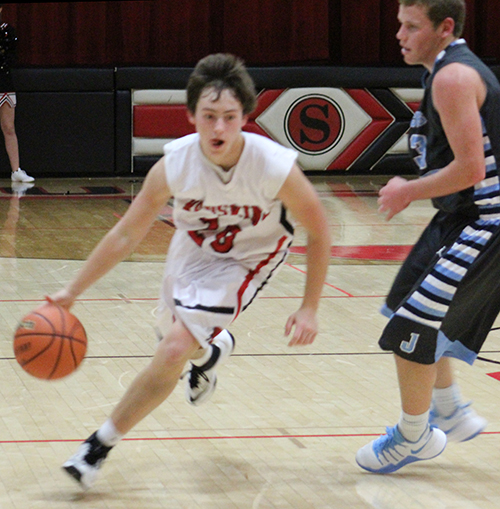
[1,121,15,137]
[157,332,198,367]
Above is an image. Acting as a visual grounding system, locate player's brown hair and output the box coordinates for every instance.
[186,53,257,115]
[399,0,466,37]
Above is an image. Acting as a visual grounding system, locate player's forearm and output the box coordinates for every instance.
[66,228,138,297]
[301,234,330,311]
[407,160,485,202]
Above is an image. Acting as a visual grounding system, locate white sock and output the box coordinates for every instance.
[96,418,123,447]
[433,383,462,417]
[398,410,429,442]
[191,344,213,367]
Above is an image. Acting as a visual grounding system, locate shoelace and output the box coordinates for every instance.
[189,365,209,389]
[373,426,405,457]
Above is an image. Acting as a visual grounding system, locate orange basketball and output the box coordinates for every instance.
[13,303,87,380]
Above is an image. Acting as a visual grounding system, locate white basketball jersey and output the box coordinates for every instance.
[164,131,298,261]
[158,132,299,344]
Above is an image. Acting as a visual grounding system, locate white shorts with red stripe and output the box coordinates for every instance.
[0,92,16,108]
[156,231,291,347]
[156,131,297,347]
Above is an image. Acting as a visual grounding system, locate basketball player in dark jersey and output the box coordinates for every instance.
[357,0,500,473]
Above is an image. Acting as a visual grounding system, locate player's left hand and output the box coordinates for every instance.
[378,176,411,220]
[285,307,318,346]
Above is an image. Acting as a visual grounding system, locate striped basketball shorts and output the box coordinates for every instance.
[0,92,16,108]
[379,209,500,365]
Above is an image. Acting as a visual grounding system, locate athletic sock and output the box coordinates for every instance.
[96,418,123,447]
[433,383,462,417]
[397,410,430,442]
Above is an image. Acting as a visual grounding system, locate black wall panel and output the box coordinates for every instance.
[0,68,114,179]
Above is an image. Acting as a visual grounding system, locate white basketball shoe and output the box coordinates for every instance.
[11,168,34,182]
[356,425,447,474]
[430,402,487,442]
[184,330,235,406]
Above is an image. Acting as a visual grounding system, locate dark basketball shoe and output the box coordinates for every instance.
[62,431,112,490]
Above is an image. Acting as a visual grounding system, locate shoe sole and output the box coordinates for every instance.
[356,429,447,474]
[356,448,444,474]
[62,464,89,489]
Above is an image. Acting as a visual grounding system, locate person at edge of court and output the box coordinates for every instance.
[0,4,34,185]
[356,0,499,474]
[48,53,331,490]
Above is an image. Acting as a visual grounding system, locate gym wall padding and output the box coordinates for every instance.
[119,65,425,176]
[4,63,496,178]
[0,68,114,179]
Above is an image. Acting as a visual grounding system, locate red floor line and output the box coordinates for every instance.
[259,295,387,299]
[0,294,386,304]
[0,434,396,444]
[2,227,112,231]
[0,194,131,201]
[285,263,354,297]
[1,431,497,445]
[0,298,158,303]
[322,223,428,227]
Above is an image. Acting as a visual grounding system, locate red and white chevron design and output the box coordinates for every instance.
[132,87,423,172]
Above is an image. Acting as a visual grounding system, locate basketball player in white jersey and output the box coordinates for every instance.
[49,53,331,489]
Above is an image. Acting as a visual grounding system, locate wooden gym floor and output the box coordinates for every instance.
[0,175,499,508]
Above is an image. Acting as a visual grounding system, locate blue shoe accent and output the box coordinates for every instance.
[356,425,447,474]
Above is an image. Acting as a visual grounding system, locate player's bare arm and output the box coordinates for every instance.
[50,158,172,308]
[277,164,331,346]
[378,63,486,220]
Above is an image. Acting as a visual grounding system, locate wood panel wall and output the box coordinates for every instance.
[4,0,500,67]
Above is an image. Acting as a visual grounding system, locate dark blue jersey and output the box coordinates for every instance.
[409,41,500,218]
